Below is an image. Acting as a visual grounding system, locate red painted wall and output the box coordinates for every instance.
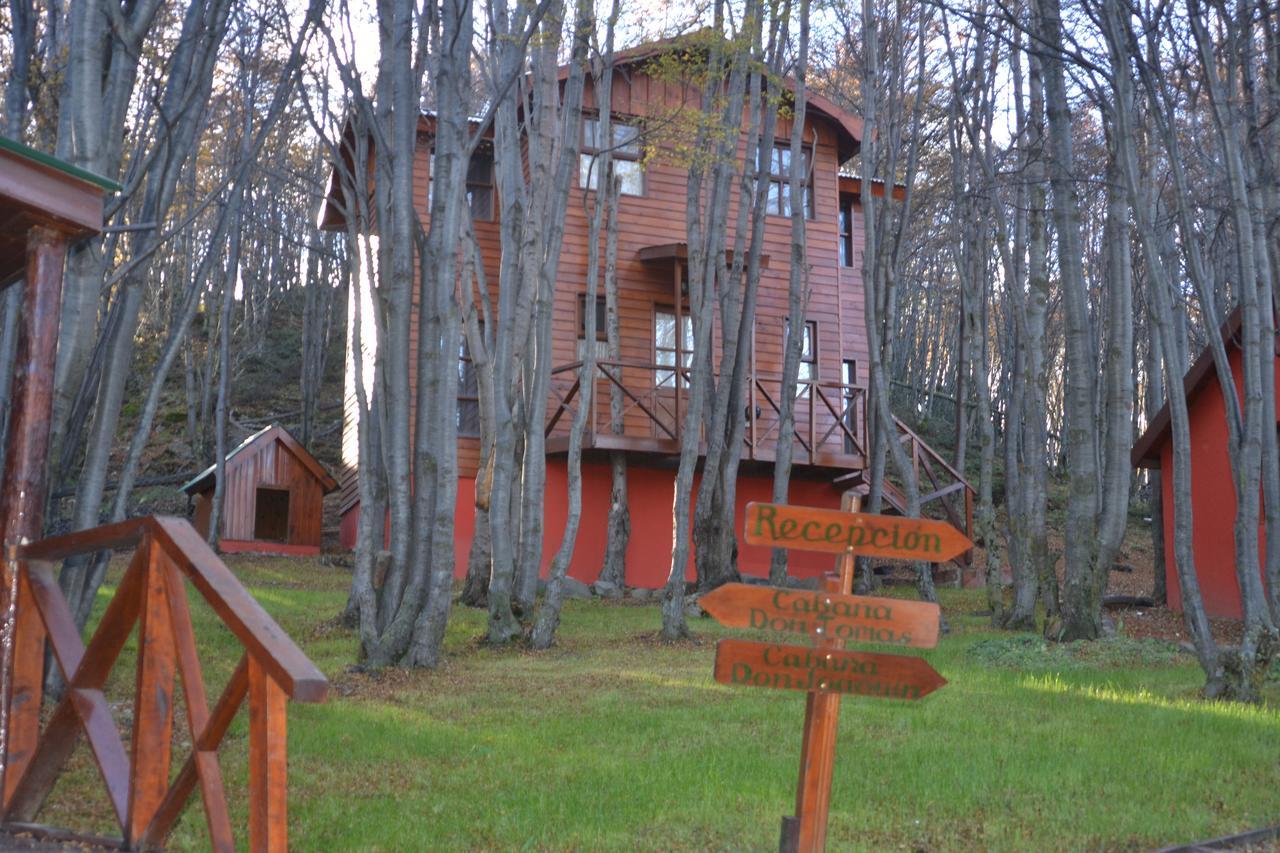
[1157,347,1276,618]
[339,464,847,588]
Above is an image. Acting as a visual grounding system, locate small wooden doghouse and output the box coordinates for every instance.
[182,425,338,556]
[1132,307,1280,619]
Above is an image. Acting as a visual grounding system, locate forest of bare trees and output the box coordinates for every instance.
[2,0,1277,702]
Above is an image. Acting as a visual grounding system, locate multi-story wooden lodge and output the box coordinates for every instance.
[323,37,964,588]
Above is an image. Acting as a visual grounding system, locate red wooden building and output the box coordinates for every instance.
[1131,308,1280,618]
[183,424,338,556]
[324,36,968,587]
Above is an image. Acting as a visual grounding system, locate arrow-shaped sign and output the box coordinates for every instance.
[743,501,973,563]
[699,583,940,648]
[713,638,946,701]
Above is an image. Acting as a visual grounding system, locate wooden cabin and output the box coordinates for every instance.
[182,425,338,556]
[1131,308,1280,619]
[322,35,948,587]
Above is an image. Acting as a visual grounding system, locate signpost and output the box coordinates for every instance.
[713,639,946,700]
[743,501,973,563]
[706,497,970,853]
[698,584,941,648]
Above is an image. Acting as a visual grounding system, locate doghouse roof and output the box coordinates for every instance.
[181,424,338,495]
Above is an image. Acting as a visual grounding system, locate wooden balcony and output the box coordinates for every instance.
[545,359,868,475]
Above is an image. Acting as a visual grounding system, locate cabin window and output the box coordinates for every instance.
[457,337,480,436]
[842,358,857,387]
[254,487,290,543]
[654,306,693,388]
[784,318,817,397]
[578,294,608,342]
[429,149,494,221]
[843,358,859,452]
[466,149,495,220]
[766,143,814,218]
[839,202,854,266]
[580,118,644,196]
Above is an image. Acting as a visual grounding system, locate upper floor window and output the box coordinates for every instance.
[457,336,480,436]
[578,293,608,342]
[839,202,854,266]
[766,143,814,219]
[430,149,494,221]
[580,118,644,196]
[655,306,693,388]
[784,317,817,397]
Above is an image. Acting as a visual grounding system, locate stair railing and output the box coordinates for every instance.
[891,417,975,566]
[3,515,327,851]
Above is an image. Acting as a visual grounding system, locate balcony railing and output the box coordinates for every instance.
[2,515,327,851]
[545,359,867,470]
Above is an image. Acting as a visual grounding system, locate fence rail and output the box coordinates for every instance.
[3,515,327,851]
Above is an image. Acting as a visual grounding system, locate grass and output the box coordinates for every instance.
[36,556,1280,851]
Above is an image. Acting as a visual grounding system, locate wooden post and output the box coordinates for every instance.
[808,390,816,465]
[782,492,860,853]
[964,487,975,570]
[0,226,69,806]
[127,541,177,844]
[248,655,289,852]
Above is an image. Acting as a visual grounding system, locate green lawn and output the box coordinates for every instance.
[39,556,1280,851]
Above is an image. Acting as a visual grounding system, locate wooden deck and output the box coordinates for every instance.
[544,359,868,474]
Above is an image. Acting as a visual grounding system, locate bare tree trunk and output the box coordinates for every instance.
[662,19,751,639]
[768,0,812,586]
[691,4,780,593]
[1035,0,1127,641]
[207,190,246,550]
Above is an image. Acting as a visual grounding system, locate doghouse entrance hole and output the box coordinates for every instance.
[254,487,290,542]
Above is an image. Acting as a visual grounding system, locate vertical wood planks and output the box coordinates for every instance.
[249,655,289,852]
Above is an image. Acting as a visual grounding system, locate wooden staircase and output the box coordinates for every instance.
[835,416,975,571]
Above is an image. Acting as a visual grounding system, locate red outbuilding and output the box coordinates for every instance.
[182,424,338,556]
[1131,308,1280,618]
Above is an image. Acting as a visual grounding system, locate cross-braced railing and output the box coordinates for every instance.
[2,515,327,851]
[885,417,975,567]
[545,359,867,469]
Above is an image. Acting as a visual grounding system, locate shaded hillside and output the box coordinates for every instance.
[47,286,347,538]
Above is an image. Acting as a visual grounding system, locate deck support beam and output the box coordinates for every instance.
[0,226,69,807]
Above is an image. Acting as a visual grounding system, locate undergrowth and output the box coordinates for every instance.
[967,633,1189,670]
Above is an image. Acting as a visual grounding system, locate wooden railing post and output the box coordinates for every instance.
[2,568,44,808]
[127,540,177,844]
[749,376,758,459]
[808,387,816,465]
[248,655,289,852]
[1,227,68,808]
[964,488,975,569]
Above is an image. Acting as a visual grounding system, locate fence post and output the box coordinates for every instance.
[248,656,289,852]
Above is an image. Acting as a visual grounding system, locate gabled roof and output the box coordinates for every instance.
[1131,307,1280,468]
[562,31,863,164]
[181,424,339,495]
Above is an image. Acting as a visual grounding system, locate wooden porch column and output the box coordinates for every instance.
[0,225,69,806]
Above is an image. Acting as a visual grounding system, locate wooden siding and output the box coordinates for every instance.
[194,437,328,549]
[336,66,870,513]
